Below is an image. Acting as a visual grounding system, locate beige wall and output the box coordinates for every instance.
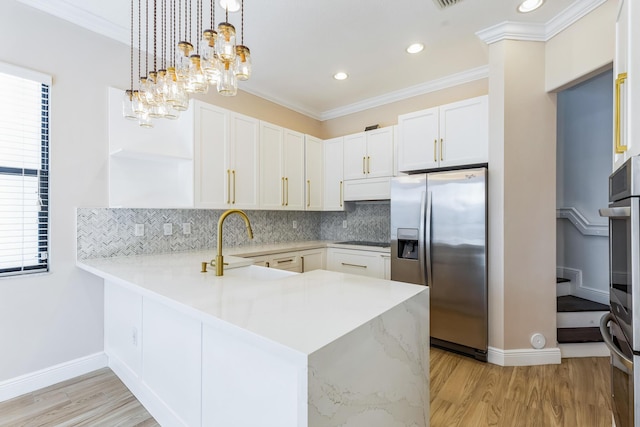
[545,0,616,92]
[489,40,557,352]
[321,79,488,138]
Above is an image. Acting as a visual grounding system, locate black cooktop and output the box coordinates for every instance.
[335,241,390,248]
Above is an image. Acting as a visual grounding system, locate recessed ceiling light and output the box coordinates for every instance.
[333,72,348,81]
[406,43,425,54]
[517,0,544,13]
[220,0,240,12]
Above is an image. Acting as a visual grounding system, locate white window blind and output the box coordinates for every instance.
[0,68,49,277]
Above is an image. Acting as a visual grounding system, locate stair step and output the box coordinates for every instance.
[557,327,604,344]
[557,277,571,283]
[557,310,608,328]
[557,295,609,313]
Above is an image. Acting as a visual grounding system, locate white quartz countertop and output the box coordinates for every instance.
[78,250,423,356]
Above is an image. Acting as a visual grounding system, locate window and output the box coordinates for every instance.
[0,63,50,277]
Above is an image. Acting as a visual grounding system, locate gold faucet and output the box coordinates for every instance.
[215,209,254,276]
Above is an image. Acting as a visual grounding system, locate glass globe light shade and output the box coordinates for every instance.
[234,45,251,81]
[217,60,238,96]
[122,90,137,120]
[216,22,237,62]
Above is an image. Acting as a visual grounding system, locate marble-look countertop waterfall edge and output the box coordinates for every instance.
[76,250,424,358]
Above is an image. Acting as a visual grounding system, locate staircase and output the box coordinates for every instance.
[556,278,609,358]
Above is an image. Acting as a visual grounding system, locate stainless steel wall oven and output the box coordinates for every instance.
[600,156,640,427]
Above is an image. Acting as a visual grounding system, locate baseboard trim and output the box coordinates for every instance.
[559,342,609,358]
[0,352,108,402]
[488,346,562,366]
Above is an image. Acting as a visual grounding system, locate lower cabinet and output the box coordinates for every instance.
[326,248,386,279]
[248,248,325,273]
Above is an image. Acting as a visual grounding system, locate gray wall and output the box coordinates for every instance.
[556,69,612,302]
[77,202,390,259]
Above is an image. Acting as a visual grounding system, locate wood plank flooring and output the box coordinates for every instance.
[430,347,612,427]
[0,368,158,427]
[0,349,612,426]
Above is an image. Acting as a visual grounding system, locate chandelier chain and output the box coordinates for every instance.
[130,0,134,90]
[241,0,244,46]
[145,0,149,76]
[153,0,157,73]
[210,0,214,29]
[138,0,142,81]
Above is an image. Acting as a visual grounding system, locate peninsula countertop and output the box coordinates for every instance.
[77,250,424,356]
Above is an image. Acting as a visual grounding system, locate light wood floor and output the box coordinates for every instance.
[0,349,612,427]
[431,347,612,427]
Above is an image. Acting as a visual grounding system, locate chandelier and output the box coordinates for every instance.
[122,0,251,127]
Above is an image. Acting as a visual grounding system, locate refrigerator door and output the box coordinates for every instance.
[428,167,487,354]
[391,174,427,286]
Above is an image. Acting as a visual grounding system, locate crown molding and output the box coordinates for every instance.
[16,0,129,45]
[476,0,608,44]
[320,66,489,121]
[239,86,324,121]
[545,0,607,40]
[476,21,547,44]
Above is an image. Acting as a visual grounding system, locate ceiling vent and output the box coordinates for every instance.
[432,0,464,9]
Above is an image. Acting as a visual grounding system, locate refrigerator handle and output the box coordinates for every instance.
[418,191,427,285]
[426,191,433,287]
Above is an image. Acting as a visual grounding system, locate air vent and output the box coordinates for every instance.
[432,0,463,9]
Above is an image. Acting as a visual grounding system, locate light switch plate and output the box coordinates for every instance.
[135,224,144,237]
[182,223,191,235]
[163,223,173,236]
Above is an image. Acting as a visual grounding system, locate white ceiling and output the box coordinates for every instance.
[18,0,604,120]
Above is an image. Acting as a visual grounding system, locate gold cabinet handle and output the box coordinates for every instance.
[301,256,305,273]
[440,138,444,161]
[285,177,289,206]
[281,177,285,206]
[616,72,628,154]
[367,156,371,174]
[307,180,311,207]
[341,262,367,269]
[266,261,270,268]
[339,180,343,207]
[232,170,236,204]
[227,170,231,204]
[362,157,366,175]
[433,139,437,162]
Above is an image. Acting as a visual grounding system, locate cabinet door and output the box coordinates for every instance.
[343,133,367,180]
[323,137,344,211]
[365,127,394,178]
[230,113,260,209]
[614,0,630,170]
[104,282,142,377]
[194,102,230,208]
[260,122,285,209]
[270,252,301,272]
[283,129,305,210]
[300,249,325,272]
[397,107,439,172]
[142,299,202,427]
[439,95,488,168]
[305,135,323,210]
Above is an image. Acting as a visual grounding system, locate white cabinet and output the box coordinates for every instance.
[344,127,394,180]
[248,248,326,273]
[142,299,202,427]
[260,122,305,210]
[194,103,260,209]
[326,248,386,279]
[382,254,391,280]
[108,87,194,207]
[343,127,394,201]
[305,135,323,210]
[397,95,488,172]
[613,0,637,170]
[104,283,142,378]
[299,248,325,272]
[323,137,344,210]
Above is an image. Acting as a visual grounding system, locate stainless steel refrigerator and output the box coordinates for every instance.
[390,168,488,361]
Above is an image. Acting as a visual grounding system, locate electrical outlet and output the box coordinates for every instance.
[182,223,191,235]
[292,221,298,229]
[163,223,173,236]
[342,220,347,229]
[135,224,144,236]
[132,327,138,346]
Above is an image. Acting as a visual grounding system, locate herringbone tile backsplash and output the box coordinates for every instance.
[77,202,390,260]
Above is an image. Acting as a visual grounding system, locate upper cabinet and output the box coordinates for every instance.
[323,137,344,211]
[305,135,323,211]
[613,0,637,170]
[343,127,394,180]
[397,95,488,173]
[259,122,305,210]
[194,102,260,209]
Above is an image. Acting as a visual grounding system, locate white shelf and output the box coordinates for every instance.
[110,148,192,163]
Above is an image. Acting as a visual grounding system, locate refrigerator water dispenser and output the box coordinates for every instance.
[397,228,418,260]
